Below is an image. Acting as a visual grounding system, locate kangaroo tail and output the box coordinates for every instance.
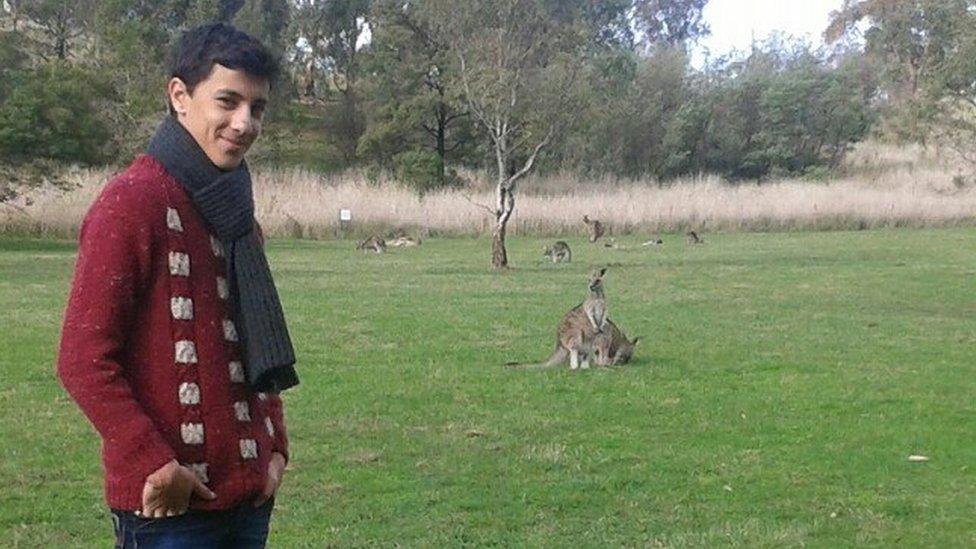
[505,345,568,369]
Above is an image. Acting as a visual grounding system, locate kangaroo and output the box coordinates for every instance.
[356,235,386,253]
[582,215,606,243]
[583,267,608,335]
[686,230,703,244]
[506,268,609,370]
[543,241,572,263]
[641,238,664,247]
[593,319,640,366]
[388,235,422,247]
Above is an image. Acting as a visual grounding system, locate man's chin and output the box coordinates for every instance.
[212,153,245,171]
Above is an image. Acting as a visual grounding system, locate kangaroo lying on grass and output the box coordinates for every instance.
[388,235,421,247]
[544,241,572,263]
[507,268,614,370]
[356,235,386,253]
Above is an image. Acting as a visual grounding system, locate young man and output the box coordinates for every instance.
[57,23,299,547]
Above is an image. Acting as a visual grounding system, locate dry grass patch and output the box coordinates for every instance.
[3,142,975,238]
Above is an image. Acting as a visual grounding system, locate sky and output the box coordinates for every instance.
[692,0,846,66]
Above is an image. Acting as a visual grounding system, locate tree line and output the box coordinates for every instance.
[1,0,974,189]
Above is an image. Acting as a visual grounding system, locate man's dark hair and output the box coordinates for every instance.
[168,22,279,113]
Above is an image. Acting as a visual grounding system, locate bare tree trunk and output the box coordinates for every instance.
[452,49,556,269]
[435,102,447,186]
[55,3,72,60]
[303,59,316,98]
[491,225,508,268]
[11,1,20,31]
[487,131,550,269]
[56,32,67,60]
[491,184,514,269]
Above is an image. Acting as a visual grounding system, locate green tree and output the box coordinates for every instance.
[826,0,972,142]
[234,0,290,55]
[0,31,28,100]
[425,0,587,268]
[18,0,96,61]
[633,0,710,46]
[755,50,875,176]
[554,46,689,177]
[924,10,976,168]
[663,38,875,180]
[0,64,114,164]
[288,0,370,162]
[357,0,472,190]
[524,0,710,176]
[92,0,197,117]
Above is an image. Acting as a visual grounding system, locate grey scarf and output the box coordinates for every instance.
[148,116,299,393]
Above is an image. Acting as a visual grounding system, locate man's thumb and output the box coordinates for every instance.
[193,478,217,500]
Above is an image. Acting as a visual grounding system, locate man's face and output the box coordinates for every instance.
[168,64,269,170]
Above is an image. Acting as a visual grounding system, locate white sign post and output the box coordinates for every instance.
[338,208,352,238]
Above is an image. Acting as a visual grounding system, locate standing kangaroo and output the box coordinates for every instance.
[583,215,606,243]
[583,267,608,335]
[686,230,703,244]
[506,268,609,370]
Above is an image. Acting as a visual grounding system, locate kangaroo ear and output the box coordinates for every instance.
[599,267,607,276]
[631,337,641,346]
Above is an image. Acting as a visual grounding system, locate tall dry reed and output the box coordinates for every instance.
[3,142,974,239]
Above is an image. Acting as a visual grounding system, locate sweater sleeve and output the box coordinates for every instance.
[264,393,290,463]
[57,181,177,482]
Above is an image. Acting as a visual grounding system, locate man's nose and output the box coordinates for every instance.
[230,106,255,134]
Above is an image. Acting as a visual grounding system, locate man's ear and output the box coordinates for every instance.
[167,77,190,117]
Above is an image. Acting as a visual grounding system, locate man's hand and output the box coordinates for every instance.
[139,460,217,518]
[253,452,286,507]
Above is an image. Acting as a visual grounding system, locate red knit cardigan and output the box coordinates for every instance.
[57,155,290,511]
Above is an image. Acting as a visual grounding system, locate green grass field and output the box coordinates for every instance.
[1,229,974,547]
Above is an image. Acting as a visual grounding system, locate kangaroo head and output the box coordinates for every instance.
[608,337,638,366]
[588,267,607,291]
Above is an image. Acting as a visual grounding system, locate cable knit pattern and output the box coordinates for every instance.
[57,155,289,511]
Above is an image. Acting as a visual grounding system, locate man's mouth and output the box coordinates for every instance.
[221,136,247,149]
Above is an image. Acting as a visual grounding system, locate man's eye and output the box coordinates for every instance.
[217,97,235,107]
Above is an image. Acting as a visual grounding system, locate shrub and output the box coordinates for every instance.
[0,64,114,165]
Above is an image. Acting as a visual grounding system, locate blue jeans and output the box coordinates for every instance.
[110,499,274,548]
